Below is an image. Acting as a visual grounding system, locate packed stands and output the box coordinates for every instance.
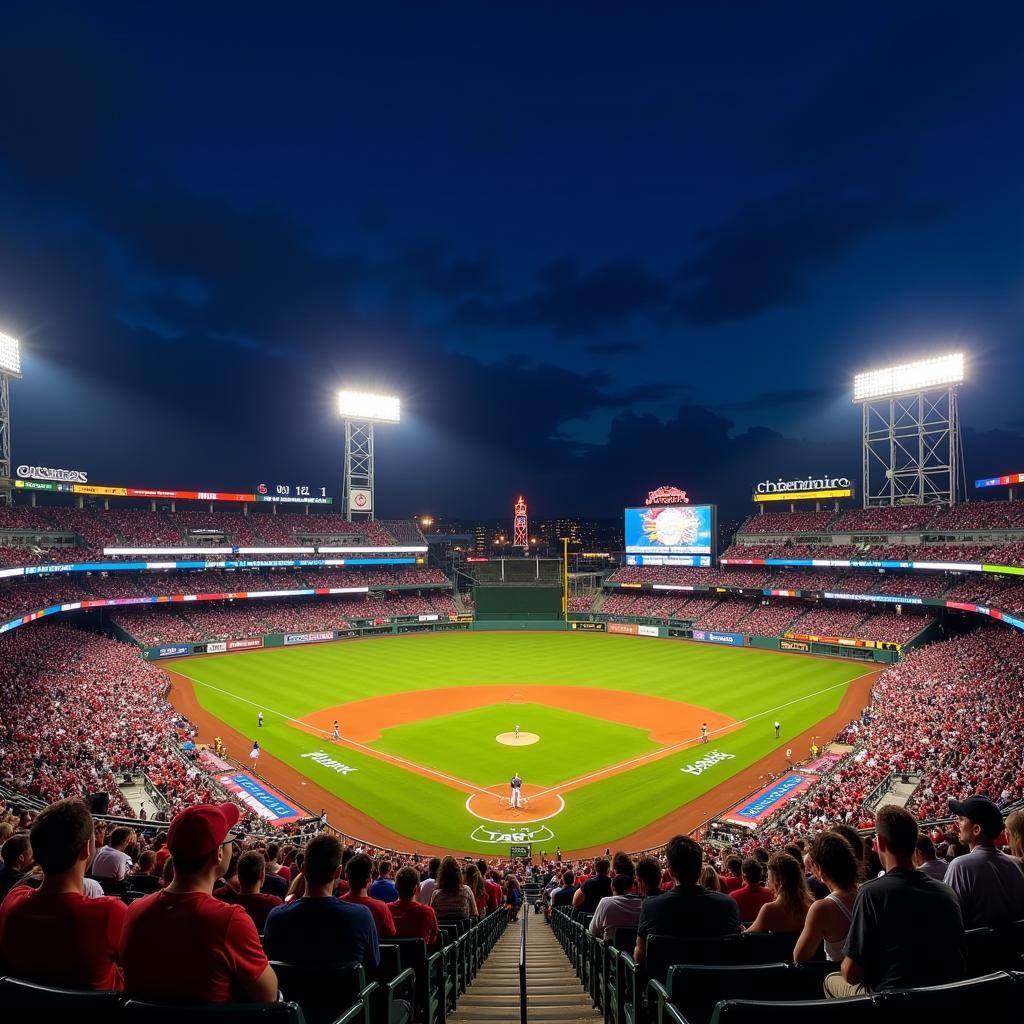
[39,505,120,548]
[738,600,802,636]
[931,499,1024,530]
[692,597,756,631]
[788,604,868,637]
[830,505,940,532]
[380,519,428,544]
[168,509,267,546]
[738,510,835,534]
[251,511,395,546]
[0,624,214,815]
[101,508,182,545]
[0,505,52,530]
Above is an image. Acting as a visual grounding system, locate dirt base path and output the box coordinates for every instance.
[168,665,877,857]
[570,669,879,856]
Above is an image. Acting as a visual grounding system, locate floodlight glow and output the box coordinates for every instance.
[337,390,401,423]
[853,353,964,402]
[0,332,21,377]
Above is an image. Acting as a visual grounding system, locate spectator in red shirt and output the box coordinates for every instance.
[343,852,397,937]
[719,856,744,894]
[222,851,283,933]
[730,857,775,923]
[121,803,277,1003]
[477,859,503,911]
[390,866,440,948]
[0,797,126,990]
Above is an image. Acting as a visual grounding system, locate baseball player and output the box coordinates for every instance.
[701,723,709,744]
[332,720,340,742]
[510,771,523,808]
[514,723,521,740]
[258,711,264,728]
[250,741,260,769]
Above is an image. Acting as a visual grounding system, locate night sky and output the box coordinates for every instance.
[2,2,1023,519]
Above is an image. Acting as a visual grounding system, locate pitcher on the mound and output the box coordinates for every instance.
[510,771,523,808]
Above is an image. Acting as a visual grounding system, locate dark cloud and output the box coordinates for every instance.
[583,341,643,355]
[719,385,846,412]
[675,186,948,325]
[457,258,671,335]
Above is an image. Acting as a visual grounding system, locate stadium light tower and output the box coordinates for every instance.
[853,352,964,509]
[337,390,400,521]
[0,332,22,506]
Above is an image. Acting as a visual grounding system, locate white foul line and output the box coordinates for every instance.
[530,675,862,799]
[179,676,495,797]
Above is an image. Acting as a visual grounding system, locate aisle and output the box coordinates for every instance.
[450,910,602,1023]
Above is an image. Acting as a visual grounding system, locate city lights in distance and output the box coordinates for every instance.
[337,390,401,423]
[853,353,964,402]
[0,332,21,377]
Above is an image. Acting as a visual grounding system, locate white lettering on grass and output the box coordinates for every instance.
[301,750,358,775]
[680,749,735,777]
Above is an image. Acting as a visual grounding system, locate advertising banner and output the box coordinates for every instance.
[779,638,810,653]
[227,637,263,651]
[206,641,228,654]
[417,613,439,622]
[608,622,639,635]
[216,773,303,824]
[155,643,190,658]
[625,504,714,556]
[625,554,711,567]
[637,625,660,637]
[691,630,744,646]
[724,773,815,826]
[283,631,335,645]
[570,621,606,631]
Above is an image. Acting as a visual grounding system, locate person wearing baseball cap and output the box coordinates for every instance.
[943,794,1024,928]
[121,803,278,1003]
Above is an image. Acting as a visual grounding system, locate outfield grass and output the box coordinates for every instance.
[370,703,659,787]
[174,632,867,853]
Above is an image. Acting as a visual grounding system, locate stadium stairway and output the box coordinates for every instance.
[450,913,601,1024]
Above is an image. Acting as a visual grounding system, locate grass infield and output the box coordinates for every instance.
[173,631,867,853]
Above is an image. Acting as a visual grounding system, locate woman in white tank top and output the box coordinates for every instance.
[793,832,860,962]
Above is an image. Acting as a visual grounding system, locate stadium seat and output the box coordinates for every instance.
[648,963,794,1024]
[374,944,416,1024]
[121,1000,345,1023]
[872,971,1017,1020]
[384,939,444,1024]
[269,961,377,1024]
[702,997,876,1023]
[0,976,121,1024]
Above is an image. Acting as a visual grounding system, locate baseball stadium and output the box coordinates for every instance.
[2,342,1024,1019]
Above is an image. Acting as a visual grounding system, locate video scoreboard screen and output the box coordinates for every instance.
[624,505,716,558]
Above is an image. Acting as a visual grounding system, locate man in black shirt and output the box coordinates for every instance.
[634,836,740,964]
[825,804,965,998]
[572,858,612,913]
[550,870,577,910]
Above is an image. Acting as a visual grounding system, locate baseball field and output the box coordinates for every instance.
[168,631,871,855]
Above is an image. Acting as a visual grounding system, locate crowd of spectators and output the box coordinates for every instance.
[931,500,1024,531]
[739,511,836,534]
[169,509,267,547]
[788,605,869,637]
[831,506,940,532]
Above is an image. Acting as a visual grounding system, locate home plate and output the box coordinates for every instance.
[496,732,540,746]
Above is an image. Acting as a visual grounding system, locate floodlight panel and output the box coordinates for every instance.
[0,332,21,377]
[853,353,964,402]
[337,390,400,423]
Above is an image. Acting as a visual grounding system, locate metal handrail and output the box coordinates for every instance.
[519,895,528,1024]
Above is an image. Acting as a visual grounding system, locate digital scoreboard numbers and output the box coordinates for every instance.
[256,483,332,504]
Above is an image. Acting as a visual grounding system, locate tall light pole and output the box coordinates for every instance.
[337,390,400,521]
[853,353,965,508]
[0,332,22,506]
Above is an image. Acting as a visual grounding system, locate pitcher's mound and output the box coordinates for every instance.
[496,732,539,746]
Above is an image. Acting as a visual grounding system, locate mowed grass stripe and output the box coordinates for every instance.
[175,633,866,852]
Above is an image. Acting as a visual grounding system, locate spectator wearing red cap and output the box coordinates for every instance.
[0,798,126,990]
[121,803,277,1003]
[944,795,1024,928]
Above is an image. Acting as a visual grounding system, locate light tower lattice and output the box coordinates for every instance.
[513,495,529,552]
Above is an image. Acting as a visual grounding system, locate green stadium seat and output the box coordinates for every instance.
[121,1000,327,1023]
[269,961,375,1024]
[872,971,1017,1020]
[649,963,794,1024]
[706,996,876,1022]
[0,976,121,1024]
